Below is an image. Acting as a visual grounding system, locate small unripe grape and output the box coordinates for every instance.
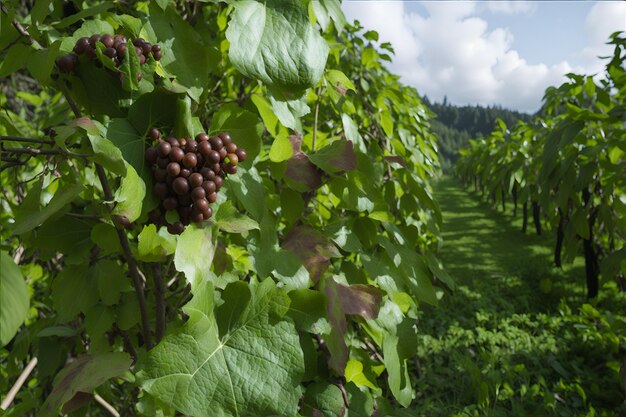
[172,177,189,195]
[226,153,238,166]
[178,138,187,147]
[189,173,203,188]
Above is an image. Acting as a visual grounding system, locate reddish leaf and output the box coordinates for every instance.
[383,155,406,167]
[282,225,340,283]
[285,151,323,191]
[309,140,357,173]
[289,134,303,153]
[322,277,348,375]
[336,283,382,320]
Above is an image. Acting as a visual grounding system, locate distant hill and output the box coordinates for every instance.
[423,96,532,172]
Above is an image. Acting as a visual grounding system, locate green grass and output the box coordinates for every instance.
[411,177,626,417]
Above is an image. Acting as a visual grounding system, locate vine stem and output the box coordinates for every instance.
[311,87,321,151]
[152,263,166,342]
[0,135,55,145]
[95,165,153,350]
[0,357,38,410]
[1,147,92,158]
[94,393,120,417]
[0,2,43,50]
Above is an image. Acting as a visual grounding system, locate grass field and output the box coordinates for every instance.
[411,177,625,416]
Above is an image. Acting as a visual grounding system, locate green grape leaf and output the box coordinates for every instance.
[140,279,304,417]
[341,114,365,153]
[301,381,345,417]
[94,260,132,306]
[226,0,329,94]
[0,252,29,347]
[40,353,132,417]
[174,224,216,287]
[215,201,260,234]
[145,3,217,101]
[137,224,176,262]
[320,276,348,375]
[51,265,99,322]
[111,163,146,222]
[282,225,341,283]
[383,333,414,407]
[210,104,263,167]
[112,163,146,222]
[106,118,147,177]
[309,140,357,173]
[325,69,355,103]
[72,118,127,176]
[287,288,330,334]
[12,183,83,235]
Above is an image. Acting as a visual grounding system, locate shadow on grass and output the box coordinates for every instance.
[410,177,624,417]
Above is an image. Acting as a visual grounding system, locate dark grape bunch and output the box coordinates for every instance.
[55,34,161,81]
[145,129,247,235]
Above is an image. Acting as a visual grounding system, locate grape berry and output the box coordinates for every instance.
[145,130,246,235]
[55,34,161,81]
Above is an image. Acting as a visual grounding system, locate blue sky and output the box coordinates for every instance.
[342,1,626,113]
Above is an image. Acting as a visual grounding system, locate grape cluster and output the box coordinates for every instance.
[55,34,161,81]
[145,129,247,235]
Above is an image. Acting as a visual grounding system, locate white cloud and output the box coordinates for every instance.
[485,1,537,15]
[342,1,571,112]
[579,2,626,75]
